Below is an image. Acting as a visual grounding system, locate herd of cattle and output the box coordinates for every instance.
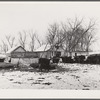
[52,54,100,64]
[30,54,100,71]
[0,53,100,71]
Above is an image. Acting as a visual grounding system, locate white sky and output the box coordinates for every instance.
[0,1,100,51]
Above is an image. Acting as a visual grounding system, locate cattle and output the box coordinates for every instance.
[9,58,11,63]
[52,56,60,63]
[61,56,73,63]
[74,55,86,63]
[0,58,5,62]
[38,58,50,71]
[30,63,39,69]
[86,54,100,64]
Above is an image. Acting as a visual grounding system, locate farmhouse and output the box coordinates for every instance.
[35,44,89,58]
[34,44,64,58]
[34,44,88,58]
[70,51,89,57]
[34,44,51,58]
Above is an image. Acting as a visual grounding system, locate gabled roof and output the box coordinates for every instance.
[35,44,51,52]
[6,46,26,53]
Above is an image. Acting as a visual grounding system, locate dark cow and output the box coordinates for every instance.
[0,58,5,62]
[39,58,50,71]
[74,55,85,63]
[86,54,100,64]
[52,56,60,63]
[30,63,39,69]
[9,58,11,63]
[61,56,73,63]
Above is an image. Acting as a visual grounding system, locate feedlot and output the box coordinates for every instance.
[0,63,100,89]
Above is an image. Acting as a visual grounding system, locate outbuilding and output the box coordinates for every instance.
[6,46,39,64]
[6,45,26,58]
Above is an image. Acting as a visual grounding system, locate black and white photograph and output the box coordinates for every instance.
[0,2,100,94]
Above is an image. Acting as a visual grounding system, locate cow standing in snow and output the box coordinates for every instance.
[39,58,50,72]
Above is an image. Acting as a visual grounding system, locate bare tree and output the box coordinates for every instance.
[46,23,66,58]
[35,34,44,48]
[46,23,61,56]
[5,35,15,48]
[1,40,8,53]
[61,18,83,55]
[18,30,27,49]
[71,20,96,52]
[46,23,63,48]
[28,29,44,51]
[1,35,16,53]
[84,28,97,53]
[18,29,44,51]
[28,30,36,52]
[62,17,96,56]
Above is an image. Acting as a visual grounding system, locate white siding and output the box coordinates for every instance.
[38,51,51,58]
[11,58,39,64]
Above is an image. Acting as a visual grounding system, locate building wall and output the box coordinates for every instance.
[61,51,88,57]
[38,51,51,58]
[11,58,39,64]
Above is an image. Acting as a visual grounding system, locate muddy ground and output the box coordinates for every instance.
[0,63,100,89]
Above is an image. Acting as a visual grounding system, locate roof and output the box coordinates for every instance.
[6,46,26,53]
[35,44,51,52]
[89,51,100,55]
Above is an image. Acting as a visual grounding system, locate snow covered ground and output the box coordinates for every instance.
[0,63,100,89]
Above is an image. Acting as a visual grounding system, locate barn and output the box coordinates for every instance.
[6,46,26,63]
[6,46,39,64]
[6,46,26,58]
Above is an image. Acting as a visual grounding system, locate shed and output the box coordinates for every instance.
[6,46,26,58]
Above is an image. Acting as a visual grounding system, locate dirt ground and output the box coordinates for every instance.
[0,63,100,90]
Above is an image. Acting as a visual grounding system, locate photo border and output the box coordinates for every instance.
[0,0,99,99]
